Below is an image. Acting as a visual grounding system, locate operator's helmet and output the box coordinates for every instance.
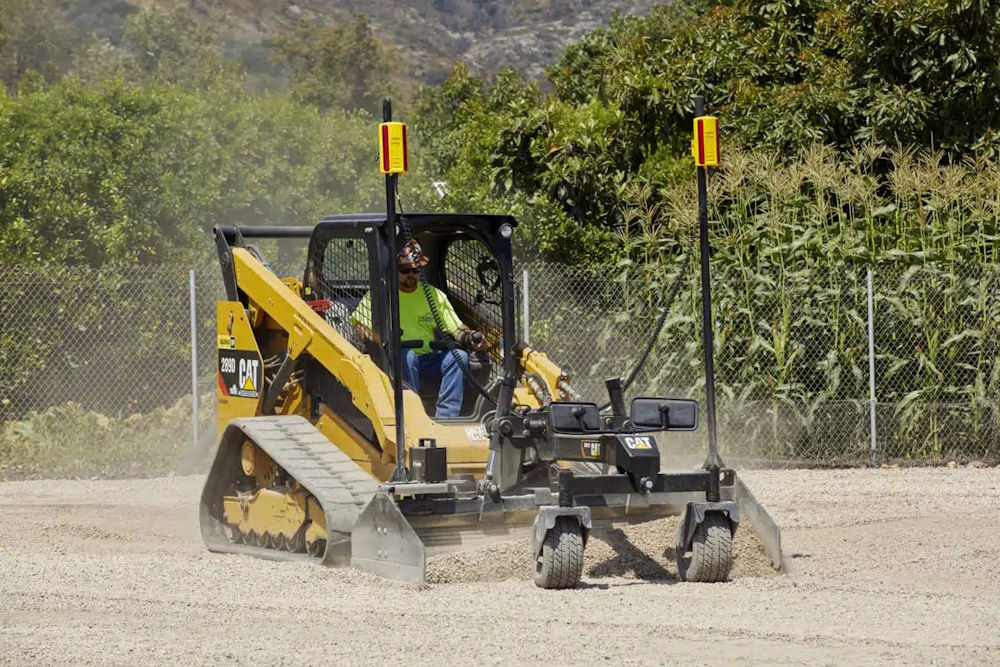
[398,237,429,268]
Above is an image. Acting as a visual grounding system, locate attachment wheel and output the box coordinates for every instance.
[676,513,733,582]
[533,516,585,589]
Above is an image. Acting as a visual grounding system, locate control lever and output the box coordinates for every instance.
[604,377,631,430]
[605,377,627,417]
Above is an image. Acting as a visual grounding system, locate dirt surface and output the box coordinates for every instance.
[425,516,774,584]
[1,468,998,665]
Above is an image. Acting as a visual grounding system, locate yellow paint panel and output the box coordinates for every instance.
[222,488,309,540]
[216,301,264,439]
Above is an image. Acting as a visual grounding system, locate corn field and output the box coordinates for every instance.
[521,144,1000,464]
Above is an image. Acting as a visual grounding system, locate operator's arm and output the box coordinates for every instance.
[434,290,487,351]
[349,292,375,343]
[354,323,375,342]
[452,323,487,351]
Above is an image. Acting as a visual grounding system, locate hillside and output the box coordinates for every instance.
[65,0,662,84]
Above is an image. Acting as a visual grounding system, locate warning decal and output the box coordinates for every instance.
[218,350,262,399]
[465,426,488,442]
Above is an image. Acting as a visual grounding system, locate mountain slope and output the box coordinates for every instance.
[109,1,662,84]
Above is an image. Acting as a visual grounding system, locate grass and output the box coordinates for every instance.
[0,396,212,480]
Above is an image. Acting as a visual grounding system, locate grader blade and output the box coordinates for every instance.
[734,476,784,571]
[351,491,426,582]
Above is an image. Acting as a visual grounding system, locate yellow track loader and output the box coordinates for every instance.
[199,106,783,588]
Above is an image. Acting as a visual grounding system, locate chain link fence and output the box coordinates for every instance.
[2,258,997,477]
[0,265,197,418]
[0,264,219,477]
[518,260,1000,465]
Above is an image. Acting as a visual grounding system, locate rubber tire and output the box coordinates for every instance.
[533,516,585,589]
[676,513,733,583]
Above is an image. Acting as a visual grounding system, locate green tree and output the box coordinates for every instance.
[0,78,380,266]
[0,0,78,92]
[119,5,233,87]
[846,0,1000,150]
[549,0,1000,155]
[413,0,1000,263]
[272,13,398,114]
[408,65,620,263]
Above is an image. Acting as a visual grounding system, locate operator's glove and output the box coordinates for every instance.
[459,330,486,351]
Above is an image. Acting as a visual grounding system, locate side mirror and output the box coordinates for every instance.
[630,397,698,431]
[549,401,602,433]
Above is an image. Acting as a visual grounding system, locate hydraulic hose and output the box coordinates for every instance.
[420,280,498,405]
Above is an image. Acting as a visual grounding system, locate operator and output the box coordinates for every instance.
[350,237,487,418]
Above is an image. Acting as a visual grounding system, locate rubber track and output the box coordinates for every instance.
[200,415,378,567]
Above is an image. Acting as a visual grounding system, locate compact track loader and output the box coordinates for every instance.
[199,104,783,588]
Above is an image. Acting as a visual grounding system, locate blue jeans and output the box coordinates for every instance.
[402,349,468,418]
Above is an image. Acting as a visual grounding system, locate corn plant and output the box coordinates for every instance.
[522,143,1000,463]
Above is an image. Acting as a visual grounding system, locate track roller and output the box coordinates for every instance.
[306,538,326,557]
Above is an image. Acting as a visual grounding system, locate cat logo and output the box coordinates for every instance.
[581,440,601,459]
[218,350,262,399]
[623,436,653,450]
[239,358,259,393]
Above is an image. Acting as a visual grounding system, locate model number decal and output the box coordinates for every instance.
[218,350,262,399]
[623,436,653,450]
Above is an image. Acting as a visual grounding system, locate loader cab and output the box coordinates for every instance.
[303,213,518,421]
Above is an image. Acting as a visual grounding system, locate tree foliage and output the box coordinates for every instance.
[0,0,77,92]
[272,13,398,114]
[0,0,999,268]
[0,78,381,266]
[119,5,233,86]
[411,0,1000,263]
[548,0,1000,154]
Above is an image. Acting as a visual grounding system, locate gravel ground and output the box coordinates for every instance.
[1,468,998,666]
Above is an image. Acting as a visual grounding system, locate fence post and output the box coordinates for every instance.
[866,267,877,465]
[189,268,199,454]
[522,268,530,344]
